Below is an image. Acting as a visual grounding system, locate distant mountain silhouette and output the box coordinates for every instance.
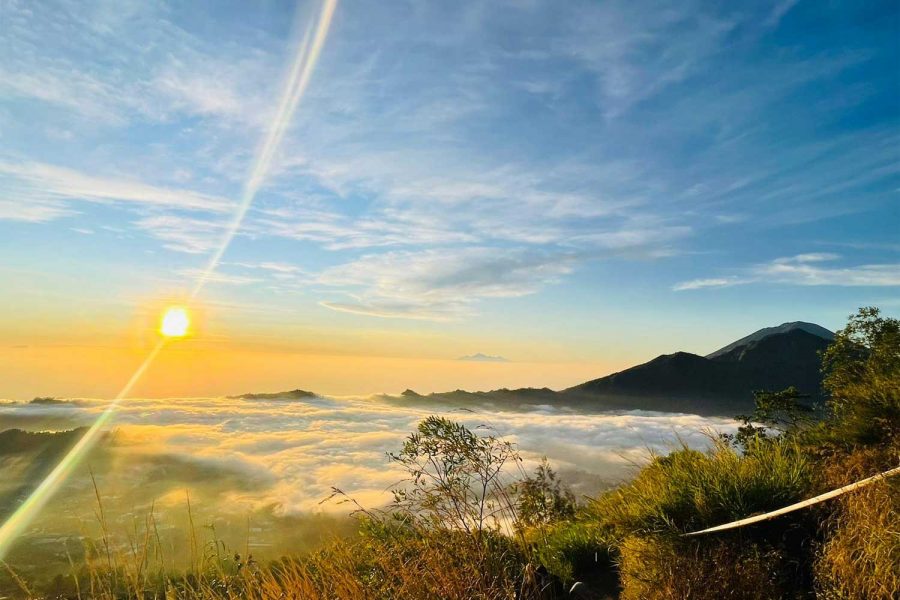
[458,353,509,362]
[563,323,834,415]
[393,321,834,416]
[249,322,836,417]
[232,389,317,400]
[0,427,87,455]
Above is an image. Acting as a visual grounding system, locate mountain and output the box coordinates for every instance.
[706,321,834,359]
[458,353,509,362]
[232,389,317,400]
[563,323,834,415]
[256,322,836,418]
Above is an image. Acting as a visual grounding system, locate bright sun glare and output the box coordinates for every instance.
[160,307,190,337]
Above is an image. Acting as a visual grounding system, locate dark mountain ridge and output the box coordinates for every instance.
[562,325,833,415]
[394,322,835,416]
[247,322,835,417]
[706,321,834,359]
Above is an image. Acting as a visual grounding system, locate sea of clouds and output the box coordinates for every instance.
[0,395,737,514]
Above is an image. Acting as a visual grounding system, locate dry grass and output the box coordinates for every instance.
[21,512,548,600]
[814,480,900,600]
[11,432,552,600]
[617,534,797,600]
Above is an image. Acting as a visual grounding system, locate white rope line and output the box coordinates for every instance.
[682,464,900,537]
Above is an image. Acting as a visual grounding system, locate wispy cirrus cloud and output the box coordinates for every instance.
[673,277,742,292]
[0,161,233,218]
[674,254,900,291]
[757,255,900,287]
[176,268,262,286]
[559,0,737,118]
[131,214,227,254]
[0,0,896,329]
[319,248,577,320]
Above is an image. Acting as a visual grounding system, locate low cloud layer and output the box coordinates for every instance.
[0,395,736,515]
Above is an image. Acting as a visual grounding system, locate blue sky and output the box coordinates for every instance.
[1,0,898,377]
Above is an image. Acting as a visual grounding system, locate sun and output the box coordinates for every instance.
[160,306,190,337]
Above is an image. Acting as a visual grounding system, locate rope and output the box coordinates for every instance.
[683,464,900,537]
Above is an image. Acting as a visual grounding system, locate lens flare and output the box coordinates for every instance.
[160,306,190,337]
[0,0,338,562]
[189,0,338,301]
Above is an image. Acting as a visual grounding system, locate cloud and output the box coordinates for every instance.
[0,65,145,126]
[675,254,900,290]
[0,394,736,516]
[318,248,577,320]
[2,0,895,323]
[673,277,742,292]
[255,262,305,274]
[0,0,276,128]
[756,255,900,287]
[253,205,478,251]
[0,161,233,219]
[765,0,801,28]
[132,214,227,254]
[773,253,840,264]
[0,197,74,222]
[176,268,262,286]
[560,0,737,117]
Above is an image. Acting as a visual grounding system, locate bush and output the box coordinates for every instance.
[593,438,812,537]
[515,457,577,529]
[588,437,815,598]
[814,455,900,600]
[820,307,900,449]
[527,517,618,593]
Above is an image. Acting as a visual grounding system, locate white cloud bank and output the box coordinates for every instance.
[0,395,736,513]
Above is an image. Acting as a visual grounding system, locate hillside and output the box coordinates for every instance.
[563,324,833,415]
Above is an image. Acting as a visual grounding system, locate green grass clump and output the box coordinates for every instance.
[593,437,812,536]
[526,517,618,592]
[586,438,816,599]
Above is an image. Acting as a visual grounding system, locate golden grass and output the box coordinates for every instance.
[617,535,792,600]
[814,479,899,599]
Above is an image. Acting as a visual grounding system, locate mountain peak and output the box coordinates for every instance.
[458,353,509,362]
[706,321,834,359]
[563,319,834,416]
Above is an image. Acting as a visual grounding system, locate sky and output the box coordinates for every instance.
[0,0,898,399]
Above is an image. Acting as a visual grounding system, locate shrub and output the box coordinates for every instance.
[820,307,900,449]
[590,438,815,598]
[387,416,519,535]
[527,517,618,593]
[515,457,577,529]
[593,437,812,537]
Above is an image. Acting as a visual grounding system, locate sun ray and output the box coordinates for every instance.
[0,0,338,561]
